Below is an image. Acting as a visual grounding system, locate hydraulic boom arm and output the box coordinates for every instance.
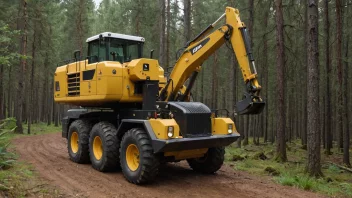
[159,7,265,115]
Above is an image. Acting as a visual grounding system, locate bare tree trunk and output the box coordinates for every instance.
[212,53,218,109]
[342,0,350,167]
[166,0,171,68]
[159,0,166,68]
[263,2,270,143]
[15,0,28,134]
[248,0,254,47]
[336,0,343,152]
[243,115,249,146]
[301,1,308,147]
[275,0,287,162]
[135,0,141,35]
[27,12,39,134]
[0,65,3,120]
[307,0,322,177]
[324,0,333,155]
[7,66,12,117]
[183,0,191,44]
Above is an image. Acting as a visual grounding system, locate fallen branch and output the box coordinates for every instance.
[327,161,352,173]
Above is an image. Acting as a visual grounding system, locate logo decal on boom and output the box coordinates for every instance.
[190,38,210,55]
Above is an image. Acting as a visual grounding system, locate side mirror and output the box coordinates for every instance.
[73,50,81,61]
[150,49,154,59]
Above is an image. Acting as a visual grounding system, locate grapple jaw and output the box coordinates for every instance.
[235,92,265,115]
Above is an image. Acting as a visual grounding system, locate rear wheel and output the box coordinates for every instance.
[89,122,120,172]
[120,128,159,184]
[187,147,225,174]
[67,119,92,163]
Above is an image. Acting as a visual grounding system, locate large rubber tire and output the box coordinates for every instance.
[120,128,159,184]
[187,147,225,174]
[67,119,92,164]
[89,122,120,172]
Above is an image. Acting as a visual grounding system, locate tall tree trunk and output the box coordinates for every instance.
[158,0,166,68]
[212,53,218,109]
[275,0,287,162]
[15,0,28,134]
[0,65,3,120]
[336,0,343,152]
[324,0,332,155]
[7,66,12,117]
[342,0,350,167]
[301,0,308,147]
[307,0,322,177]
[263,1,270,143]
[248,0,254,47]
[166,0,171,68]
[183,0,191,44]
[27,12,38,134]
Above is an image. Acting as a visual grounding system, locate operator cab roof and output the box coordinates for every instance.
[86,32,145,43]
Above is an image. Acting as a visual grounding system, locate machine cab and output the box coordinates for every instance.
[86,32,145,64]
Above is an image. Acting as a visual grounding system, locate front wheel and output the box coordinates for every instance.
[89,122,120,172]
[187,147,225,174]
[120,128,159,184]
[67,119,92,164]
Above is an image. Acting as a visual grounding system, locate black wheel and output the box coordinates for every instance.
[187,147,225,174]
[120,128,159,184]
[89,122,120,172]
[67,119,92,163]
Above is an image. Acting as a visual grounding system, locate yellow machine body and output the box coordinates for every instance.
[54,58,166,106]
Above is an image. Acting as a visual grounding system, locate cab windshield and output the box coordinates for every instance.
[87,37,143,64]
[108,38,143,63]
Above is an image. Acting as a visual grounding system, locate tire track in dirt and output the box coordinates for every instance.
[13,133,325,198]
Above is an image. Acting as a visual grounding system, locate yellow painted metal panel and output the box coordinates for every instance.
[149,119,180,140]
[211,117,239,135]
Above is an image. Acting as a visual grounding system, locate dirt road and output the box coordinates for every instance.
[13,133,323,198]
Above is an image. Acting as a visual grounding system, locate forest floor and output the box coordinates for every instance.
[225,140,352,197]
[0,124,349,197]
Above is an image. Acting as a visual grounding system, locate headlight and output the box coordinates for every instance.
[228,124,233,134]
[168,126,174,137]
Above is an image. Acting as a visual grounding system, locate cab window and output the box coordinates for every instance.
[108,38,143,63]
[87,40,107,64]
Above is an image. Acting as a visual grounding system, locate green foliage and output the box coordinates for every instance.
[275,174,316,191]
[0,117,17,130]
[0,23,22,66]
[0,162,34,197]
[327,164,341,173]
[0,121,61,197]
[0,119,16,170]
[226,140,352,197]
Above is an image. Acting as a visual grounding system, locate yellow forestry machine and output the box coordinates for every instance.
[54,7,264,184]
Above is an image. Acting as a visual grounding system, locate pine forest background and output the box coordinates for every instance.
[0,0,351,167]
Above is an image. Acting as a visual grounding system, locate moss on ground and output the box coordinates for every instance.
[225,139,352,197]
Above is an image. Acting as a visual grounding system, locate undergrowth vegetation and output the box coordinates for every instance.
[225,140,352,197]
[0,118,16,171]
[0,119,61,197]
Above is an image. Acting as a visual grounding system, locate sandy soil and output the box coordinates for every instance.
[13,133,324,198]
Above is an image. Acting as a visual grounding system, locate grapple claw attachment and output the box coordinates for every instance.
[235,93,265,115]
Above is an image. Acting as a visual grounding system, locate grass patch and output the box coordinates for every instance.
[225,139,352,197]
[22,122,61,136]
[0,119,62,197]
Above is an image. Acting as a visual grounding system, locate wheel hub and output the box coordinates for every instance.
[93,136,103,160]
[70,132,79,153]
[126,144,140,171]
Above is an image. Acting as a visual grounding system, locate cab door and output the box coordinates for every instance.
[80,40,102,96]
